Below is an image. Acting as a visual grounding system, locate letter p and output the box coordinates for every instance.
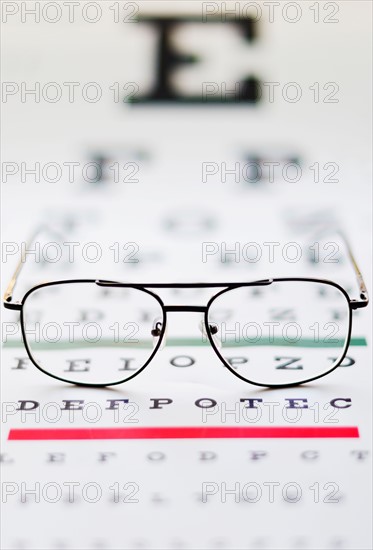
[202,242,219,263]
[1,482,19,503]
[2,3,19,23]
[1,83,19,102]
[202,482,219,502]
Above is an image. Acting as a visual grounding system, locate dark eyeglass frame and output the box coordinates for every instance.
[3,232,369,388]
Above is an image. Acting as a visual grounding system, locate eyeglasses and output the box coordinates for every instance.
[4,235,369,388]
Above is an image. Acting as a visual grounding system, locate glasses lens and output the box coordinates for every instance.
[207,280,350,386]
[22,282,164,385]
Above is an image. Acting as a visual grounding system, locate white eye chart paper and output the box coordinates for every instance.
[1,2,372,550]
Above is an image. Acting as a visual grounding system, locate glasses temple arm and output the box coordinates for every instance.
[3,249,27,305]
[3,225,65,308]
[4,225,369,309]
[311,226,368,307]
[336,230,369,308]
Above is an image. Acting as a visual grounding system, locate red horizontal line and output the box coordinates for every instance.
[8,426,359,440]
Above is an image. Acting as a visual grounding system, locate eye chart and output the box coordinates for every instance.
[1,2,372,549]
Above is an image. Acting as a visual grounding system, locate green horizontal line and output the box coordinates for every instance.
[3,337,367,350]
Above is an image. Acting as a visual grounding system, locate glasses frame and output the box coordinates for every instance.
[3,230,369,388]
[3,275,368,389]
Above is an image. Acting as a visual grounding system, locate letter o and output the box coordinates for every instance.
[282,2,302,22]
[282,406,302,424]
[241,3,262,22]
[282,322,302,343]
[147,452,166,462]
[42,242,62,263]
[82,482,102,503]
[282,482,302,502]
[242,162,262,183]
[42,162,62,183]
[42,482,62,503]
[82,242,102,263]
[195,398,217,409]
[82,402,102,423]
[82,82,102,103]
[42,402,62,423]
[242,322,262,342]
[42,2,63,22]
[42,82,62,103]
[82,2,102,23]
[170,355,195,368]
[242,482,262,502]
[282,82,302,102]
[282,242,302,263]
[82,322,102,343]
[42,322,62,343]
[242,242,262,263]
[282,162,301,182]
[82,162,101,183]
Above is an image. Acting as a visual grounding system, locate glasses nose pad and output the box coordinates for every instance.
[151,318,166,350]
[198,319,222,351]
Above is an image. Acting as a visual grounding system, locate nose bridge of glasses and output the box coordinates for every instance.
[163,305,207,313]
[150,309,221,352]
